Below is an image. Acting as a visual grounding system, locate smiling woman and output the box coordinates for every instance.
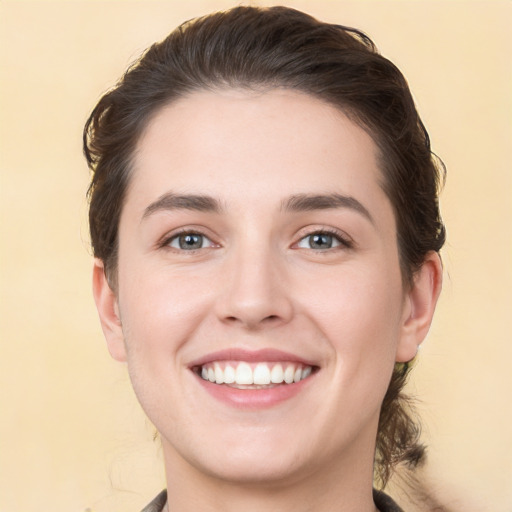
[84,6,445,512]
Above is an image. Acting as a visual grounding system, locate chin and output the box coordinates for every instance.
[200,449,312,486]
[162,423,318,486]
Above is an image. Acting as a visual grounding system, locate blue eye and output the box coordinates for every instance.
[297,232,345,250]
[168,233,213,250]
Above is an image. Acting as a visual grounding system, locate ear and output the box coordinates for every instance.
[396,251,443,363]
[92,259,127,362]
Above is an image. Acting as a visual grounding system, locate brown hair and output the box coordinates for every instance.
[84,5,445,488]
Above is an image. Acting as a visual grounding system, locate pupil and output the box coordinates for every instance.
[311,234,332,249]
[180,234,202,249]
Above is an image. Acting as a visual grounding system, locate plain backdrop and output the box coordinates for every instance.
[0,1,511,511]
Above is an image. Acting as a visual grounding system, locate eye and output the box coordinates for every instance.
[167,232,215,250]
[296,231,349,250]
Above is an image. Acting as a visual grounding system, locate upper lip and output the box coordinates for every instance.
[188,348,318,368]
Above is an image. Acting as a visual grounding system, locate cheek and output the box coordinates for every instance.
[116,266,212,417]
[299,263,405,371]
[117,261,216,358]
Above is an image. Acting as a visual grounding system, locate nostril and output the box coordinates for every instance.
[223,313,283,327]
[217,293,294,328]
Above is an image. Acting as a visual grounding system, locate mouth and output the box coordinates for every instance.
[188,349,319,408]
[193,361,316,389]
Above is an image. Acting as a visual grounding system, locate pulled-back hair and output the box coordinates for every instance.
[84,5,445,488]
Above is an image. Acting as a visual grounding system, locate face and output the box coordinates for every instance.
[94,89,437,487]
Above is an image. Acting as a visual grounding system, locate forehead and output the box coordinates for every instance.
[126,88,391,223]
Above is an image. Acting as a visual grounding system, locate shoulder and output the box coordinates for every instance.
[140,490,167,512]
[373,489,404,512]
[141,489,403,512]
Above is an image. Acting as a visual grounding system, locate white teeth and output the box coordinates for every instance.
[270,364,284,383]
[199,361,314,386]
[235,362,253,385]
[302,366,312,379]
[214,363,224,384]
[283,365,295,384]
[224,364,235,384]
[253,363,271,385]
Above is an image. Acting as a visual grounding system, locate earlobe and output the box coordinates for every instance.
[396,252,443,363]
[92,259,127,362]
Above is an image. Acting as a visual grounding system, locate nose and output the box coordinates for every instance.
[215,244,294,330]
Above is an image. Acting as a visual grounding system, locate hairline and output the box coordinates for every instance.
[102,84,413,291]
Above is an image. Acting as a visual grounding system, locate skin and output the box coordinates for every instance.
[93,89,442,512]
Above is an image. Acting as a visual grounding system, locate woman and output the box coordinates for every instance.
[84,6,445,511]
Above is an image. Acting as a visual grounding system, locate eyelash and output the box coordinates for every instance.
[159,227,353,253]
[160,229,216,252]
[295,228,353,251]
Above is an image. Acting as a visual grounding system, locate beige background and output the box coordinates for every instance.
[0,1,510,511]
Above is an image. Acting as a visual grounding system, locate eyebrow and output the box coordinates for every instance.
[281,193,374,224]
[142,192,223,219]
[142,191,374,224]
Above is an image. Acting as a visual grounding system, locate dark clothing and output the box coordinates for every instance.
[140,490,167,512]
[373,489,404,511]
[141,489,404,512]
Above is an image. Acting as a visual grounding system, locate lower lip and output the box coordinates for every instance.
[193,373,315,409]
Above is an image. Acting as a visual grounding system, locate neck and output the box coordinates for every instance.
[161,439,379,512]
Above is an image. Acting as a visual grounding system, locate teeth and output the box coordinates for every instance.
[198,361,314,387]
[270,364,284,383]
[224,364,235,384]
[283,365,295,384]
[253,363,271,385]
[214,363,224,384]
[302,366,312,379]
[235,362,253,385]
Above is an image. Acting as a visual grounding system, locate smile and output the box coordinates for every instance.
[189,349,319,408]
[197,361,314,388]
